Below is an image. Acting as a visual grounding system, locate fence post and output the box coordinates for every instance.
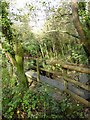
[63,68,68,90]
[36,58,40,82]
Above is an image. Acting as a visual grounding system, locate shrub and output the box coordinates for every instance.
[2,84,85,119]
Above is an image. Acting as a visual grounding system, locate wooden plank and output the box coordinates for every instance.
[65,89,90,107]
[63,68,68,90]
[62,64,90,74]
[46,60,90,74]
[30,65,90,91]
[25,70,65,91]
[26,70,90,105]
[25,58,90,74]
[66,62,90,68]
[64,77,90,91]
[32,65,63,76]
[40,68,62,76]
[36,59,40,82]
[32,65,90,91]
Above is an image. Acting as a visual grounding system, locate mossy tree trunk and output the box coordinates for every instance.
[14,42,28,88]
[1,42,29,88]
[1,1,28,88]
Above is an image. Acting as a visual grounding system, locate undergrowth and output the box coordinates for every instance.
[2,82,86,120]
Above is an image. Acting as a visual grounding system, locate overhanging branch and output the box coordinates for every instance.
[45,30,80,39]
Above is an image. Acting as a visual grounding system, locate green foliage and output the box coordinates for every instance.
[59,98,84,119]
[23,40,40,57]
[78,2,90,41]
[70,45,88,64]
[78,2,86,15]
[2,82,85,119]
[1,0,13,41]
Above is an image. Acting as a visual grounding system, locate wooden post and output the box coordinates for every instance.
[37,58,40,82]
[63,68,68,90]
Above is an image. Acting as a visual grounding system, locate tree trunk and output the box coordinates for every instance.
[16,61,28,87]
[71,1,90,84]
[71,0,90,64]
[14,42,28,88]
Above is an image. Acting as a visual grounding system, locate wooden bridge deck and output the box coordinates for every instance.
[25,70,90,100]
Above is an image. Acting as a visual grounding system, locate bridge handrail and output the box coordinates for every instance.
[26,57,90,106]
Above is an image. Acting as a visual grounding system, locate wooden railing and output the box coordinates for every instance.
[26,58,90,107]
